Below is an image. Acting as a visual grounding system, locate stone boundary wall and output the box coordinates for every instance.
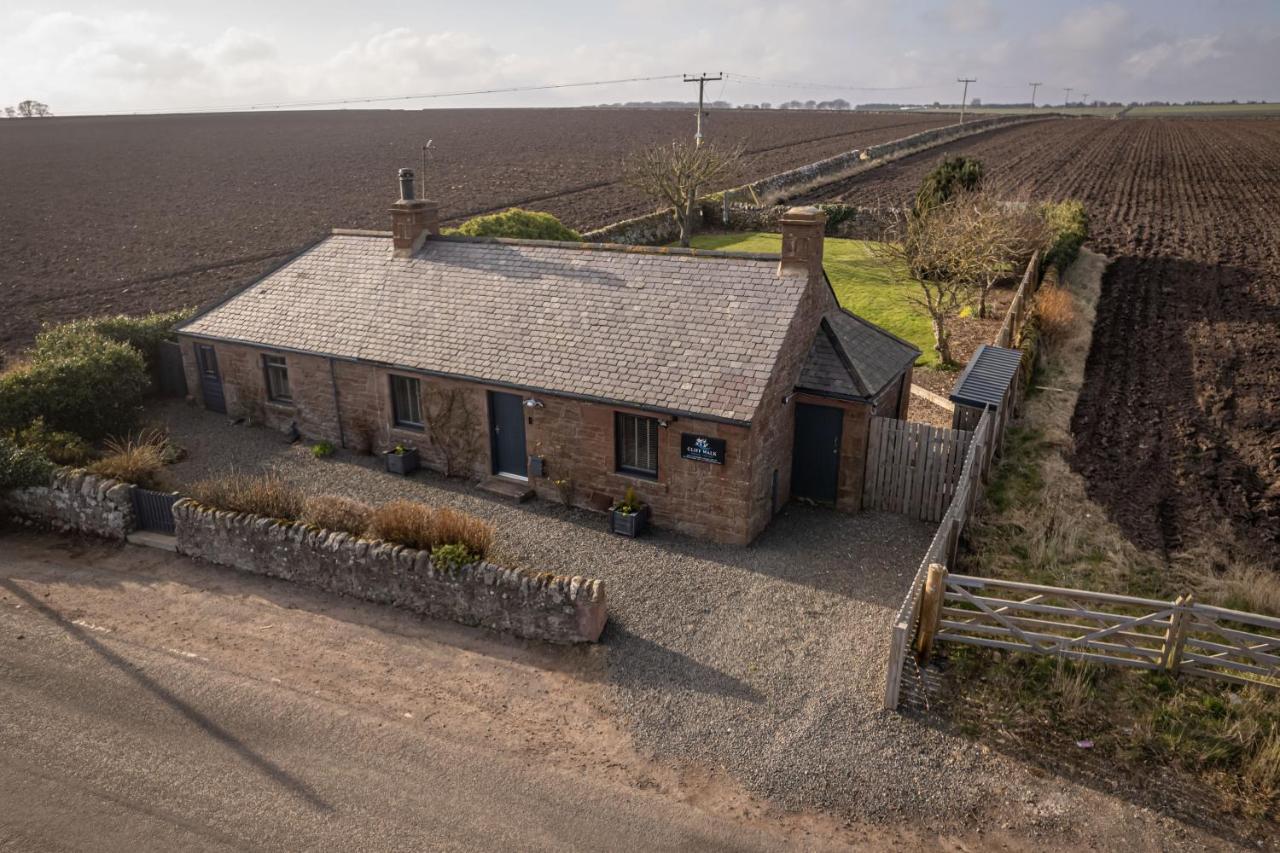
[721,203,903,240]
[3,468,135,539]
[582,114,1052,246]
[172,500,608,644]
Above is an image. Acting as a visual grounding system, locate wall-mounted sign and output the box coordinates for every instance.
[681,433,726,465]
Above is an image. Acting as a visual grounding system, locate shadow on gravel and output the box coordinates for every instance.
[601,623,764,703]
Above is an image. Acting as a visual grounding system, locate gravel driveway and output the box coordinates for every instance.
[154,400,993,824]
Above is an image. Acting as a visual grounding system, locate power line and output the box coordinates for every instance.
[65,73,688,116]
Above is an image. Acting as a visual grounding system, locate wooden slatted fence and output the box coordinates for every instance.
[862,418,973,522]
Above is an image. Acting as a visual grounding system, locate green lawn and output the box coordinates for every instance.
[686,232,937,367]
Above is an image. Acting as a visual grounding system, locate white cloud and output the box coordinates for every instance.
[1122,35,1224,78]
[1057,3,1132,52]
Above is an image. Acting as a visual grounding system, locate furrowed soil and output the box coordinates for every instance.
[0,108,954,351]
[798,117,1280,571]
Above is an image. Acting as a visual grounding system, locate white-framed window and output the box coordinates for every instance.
[391,375,423,429]
[615,412,659,478]
[262,354,292,402]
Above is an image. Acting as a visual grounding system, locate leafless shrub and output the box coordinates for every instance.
[421,386,483,477]
[1035,284,1077,350]
[301,495,372,536]
[188,469,304,520]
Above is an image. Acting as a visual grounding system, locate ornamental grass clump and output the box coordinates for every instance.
[429,506,494,560]
[88,429,169,489]
[367,500,493,560]
[368,500,436,550]
[188,470,304,521]
[301,494,372,537]
[1035,284,1076,350]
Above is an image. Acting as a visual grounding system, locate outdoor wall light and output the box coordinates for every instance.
[523,398,544,409]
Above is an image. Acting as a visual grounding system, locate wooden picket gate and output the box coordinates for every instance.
[862,417,972,522]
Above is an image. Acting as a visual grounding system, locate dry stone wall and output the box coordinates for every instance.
[582,114,1050,246]
[3,468,135,539]
[172,500,608,643]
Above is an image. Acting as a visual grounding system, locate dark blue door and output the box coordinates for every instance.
[489,392,527,477]
[791,403,842,503]
[196,345,226,414]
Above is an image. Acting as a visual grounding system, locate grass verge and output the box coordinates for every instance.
[942,248,1280,822]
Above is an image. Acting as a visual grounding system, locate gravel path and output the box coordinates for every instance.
[153,400,997,824]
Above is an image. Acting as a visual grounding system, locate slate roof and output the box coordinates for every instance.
[180,234,809,423]
[797,309,920,401]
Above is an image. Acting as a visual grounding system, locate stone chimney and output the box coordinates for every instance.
[778,206,827,276]
[390,168,439,257]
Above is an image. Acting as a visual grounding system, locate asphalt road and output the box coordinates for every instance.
[0,535,872,852]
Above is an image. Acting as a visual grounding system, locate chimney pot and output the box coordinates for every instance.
[398,167,416,201]
[390,167,438,257]
[778,205,827,276]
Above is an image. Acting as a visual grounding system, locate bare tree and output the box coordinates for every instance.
[942,193,1047,317]
[873,209,974,367]
[16,100,50,118]
[623,140,742,247]
[3,107,13,118]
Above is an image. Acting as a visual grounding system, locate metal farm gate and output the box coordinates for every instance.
[132,488,180,535]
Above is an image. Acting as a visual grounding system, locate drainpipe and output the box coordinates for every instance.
[328,357,347,449]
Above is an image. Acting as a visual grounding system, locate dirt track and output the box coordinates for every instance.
[0,108,953,351]
[799,118,1280,568]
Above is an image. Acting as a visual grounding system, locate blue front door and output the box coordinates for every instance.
[489,392,527,477]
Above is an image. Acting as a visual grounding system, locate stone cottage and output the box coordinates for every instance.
[176,170,918,544]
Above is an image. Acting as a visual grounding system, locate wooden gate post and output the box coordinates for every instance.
[915,563,948,663]
[1161,593,1194,672]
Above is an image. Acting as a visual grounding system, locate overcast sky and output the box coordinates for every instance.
[2,0,1277,115]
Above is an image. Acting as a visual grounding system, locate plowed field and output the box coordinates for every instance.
[0,108,954,351]
[801,118,1280,566]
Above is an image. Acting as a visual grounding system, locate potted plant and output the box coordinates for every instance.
[384,443,420,475]
[609,486,650,538]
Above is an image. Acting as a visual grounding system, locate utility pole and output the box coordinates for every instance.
[1065,87,1073,107]
[1029,82,1042,108]
[1081,93,1090,107]
[684,72,723,146]
[957,77,976,124]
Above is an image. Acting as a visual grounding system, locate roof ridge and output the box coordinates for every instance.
[428,233,781,261]
[818,317,871,397]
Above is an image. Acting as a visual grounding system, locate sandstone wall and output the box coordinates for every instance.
[3,468,135,539]
[172,499,607,643]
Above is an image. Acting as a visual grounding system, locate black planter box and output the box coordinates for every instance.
[384,447,420,475]
[609,505,650,538]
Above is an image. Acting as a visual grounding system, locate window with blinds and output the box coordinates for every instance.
[615,412,659,477]
[390,375,423,429]
[262,354,292,402]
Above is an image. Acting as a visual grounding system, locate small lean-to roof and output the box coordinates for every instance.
[180,233,808,423]
[949,344,1023,411]
[797,309,920,401]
